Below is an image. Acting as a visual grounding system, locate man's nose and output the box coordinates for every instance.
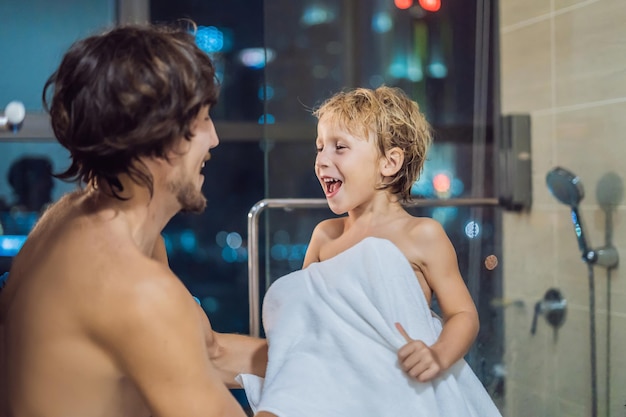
[211,132,220,149]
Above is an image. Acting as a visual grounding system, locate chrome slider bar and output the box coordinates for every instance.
[247,197,500,337]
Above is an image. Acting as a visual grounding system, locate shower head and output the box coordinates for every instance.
[546,167,584,207]
[546,167,590,257]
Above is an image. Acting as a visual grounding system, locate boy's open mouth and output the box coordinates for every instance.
[323,177,343,195]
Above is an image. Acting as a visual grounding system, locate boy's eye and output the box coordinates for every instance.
[336,145,346,150]
[315,146,323,153]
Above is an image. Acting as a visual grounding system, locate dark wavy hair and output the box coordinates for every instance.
[43,23,219,198]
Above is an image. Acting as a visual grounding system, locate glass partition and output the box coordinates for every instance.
[0,0,116,110]
[0,0,116,273]
[260,0,502,409]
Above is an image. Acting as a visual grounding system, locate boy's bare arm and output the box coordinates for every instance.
[93,263,247,417]
[397,218,478,382]
[416,219,479,369]
[303,227,324,268]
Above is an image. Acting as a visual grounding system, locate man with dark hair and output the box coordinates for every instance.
[0,23,266,417]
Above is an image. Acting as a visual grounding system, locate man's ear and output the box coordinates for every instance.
[380,147,404,177]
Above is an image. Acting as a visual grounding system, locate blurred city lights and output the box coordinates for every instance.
[432,173,451,194]
[222,247,238,263]
[236,247,248,262]
[419,0,441,12]
[464,221,481,239]
[394,0,414,10]
[0,235,27,257]
[180,229,198,253]
[271,244,289,261]
[195,26,224,54]
[451,178,465,196]
[258,85,275,101]
[226,232,242,249]
[428,62,448,78]
[301,5,335,26]
[270,243,308,262]
[389,53,423,82]
[389,61,407,79]
[238,48,276,69]
[411,176,434,197]
[372,12,393,33]
[407,65,424,82]
[216,231,228,247]
[258,114,275,124]
[484,255,499,270]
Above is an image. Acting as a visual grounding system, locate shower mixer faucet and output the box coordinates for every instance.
[530,288,566,336]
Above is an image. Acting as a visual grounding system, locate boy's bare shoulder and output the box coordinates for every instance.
[313,217,346,240]
[303,217,346,267]
[400,216,461,273]
[405,215,450,245]
[376,215,449,258]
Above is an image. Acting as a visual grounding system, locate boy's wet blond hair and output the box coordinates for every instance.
[312,86,432,202]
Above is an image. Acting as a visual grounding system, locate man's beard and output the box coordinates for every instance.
[168,177,207,213]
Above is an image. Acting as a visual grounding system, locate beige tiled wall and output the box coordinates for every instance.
[499,0,626,416]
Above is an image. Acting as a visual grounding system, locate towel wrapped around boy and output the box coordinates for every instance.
[237,237,502,417]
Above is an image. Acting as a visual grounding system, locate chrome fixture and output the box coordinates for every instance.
[530,288,566,337]
[0,101,25,133]
[546,166,620,417]
[546,167,618,268]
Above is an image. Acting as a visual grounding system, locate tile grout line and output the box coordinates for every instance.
[501,0,602,34]
[533,96,626,116]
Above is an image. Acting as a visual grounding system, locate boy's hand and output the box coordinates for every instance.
[395,322,442,382]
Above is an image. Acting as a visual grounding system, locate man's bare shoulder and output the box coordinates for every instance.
[86,257,198,342]
[92,254,189,310]
[15,196,193,329]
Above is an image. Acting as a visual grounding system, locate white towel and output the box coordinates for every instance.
[237,237,502,417]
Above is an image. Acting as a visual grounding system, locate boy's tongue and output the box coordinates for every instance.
[328,181,342,194]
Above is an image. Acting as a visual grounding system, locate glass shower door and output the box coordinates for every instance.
[258,0,504,409]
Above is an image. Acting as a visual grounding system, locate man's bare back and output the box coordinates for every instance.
[0,24,269,417]
[0,191,205,416]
